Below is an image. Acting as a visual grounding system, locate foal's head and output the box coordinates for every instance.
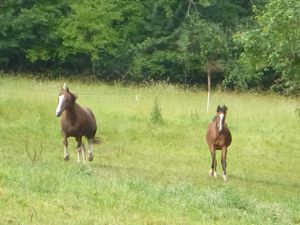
[55,83,77,117]
[215,105,228,132]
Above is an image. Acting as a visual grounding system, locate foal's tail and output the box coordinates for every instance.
[91,137,101,144]
[85,135,101,144]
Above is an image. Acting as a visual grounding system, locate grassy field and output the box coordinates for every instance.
[0,75,299,225]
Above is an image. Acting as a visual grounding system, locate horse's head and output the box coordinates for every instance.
[216,105,228,132]
[55,83,77,117]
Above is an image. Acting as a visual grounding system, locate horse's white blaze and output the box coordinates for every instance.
[219,113,224,132]
[56,95,65,116]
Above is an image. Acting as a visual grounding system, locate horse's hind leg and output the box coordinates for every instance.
[221,147,228,181]
[63,137,70,161]
[87,139,94,161]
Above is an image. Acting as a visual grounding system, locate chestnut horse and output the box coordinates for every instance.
[56,83,97,163]
[206,105,232,181]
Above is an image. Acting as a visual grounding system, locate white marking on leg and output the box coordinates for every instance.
[218,113,224,132]
[64,146,67,156]
[56,95,65,116]
[64,146,69,157]
[222,174,228,181]
[214,171,218,178]
[81,143,86,164]
[77,148,81,163]
[209,169,214,176]
[88,139,93,154]
[88,139,94,161]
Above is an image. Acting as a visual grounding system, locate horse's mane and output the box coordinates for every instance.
[68,90,77,103]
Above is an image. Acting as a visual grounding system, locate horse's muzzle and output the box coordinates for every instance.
[56,111,62,117]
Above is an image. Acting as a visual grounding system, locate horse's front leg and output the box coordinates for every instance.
[76,136,85,163]
[63,137,70,161]
[209,146,217,177]
[221,146,228,181]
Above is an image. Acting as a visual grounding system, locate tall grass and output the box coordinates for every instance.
[0,75,299,224]
[150,97,163,124]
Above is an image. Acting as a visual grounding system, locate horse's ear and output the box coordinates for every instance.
[216,105,221,112]
[222,105,228,112]
[63,83,68,91]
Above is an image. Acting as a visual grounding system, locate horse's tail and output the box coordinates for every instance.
[84,135,101,144]
[92,136,101,144]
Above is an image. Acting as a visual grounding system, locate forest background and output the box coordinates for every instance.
[0,0,299,95]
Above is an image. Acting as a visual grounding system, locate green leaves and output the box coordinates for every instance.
[59,0,121,55]
[234,0,300,94]
[0,0,69,69]
[57,0,146,76]
[1,0,298,94]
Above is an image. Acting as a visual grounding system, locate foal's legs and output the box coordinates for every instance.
[76,136,86,163]
[209,146,217,177]
[87,139,94,161]
[63,137,70,161]
[81,143,87,163]
[221,147,228,181]
[214,158,218,177]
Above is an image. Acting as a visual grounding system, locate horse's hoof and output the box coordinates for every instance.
[88,154,93,162]
[209,169,214,176]
[64,155,70,161]
[222,175,228,181]
[214,172,218,178]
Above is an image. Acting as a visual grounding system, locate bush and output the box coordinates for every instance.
[222,61,261,91]
[150,97,163,124]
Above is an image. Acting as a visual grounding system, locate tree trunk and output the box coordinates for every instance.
[207,67,211,114]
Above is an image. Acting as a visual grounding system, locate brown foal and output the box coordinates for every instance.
[56,83,97,163]
[206,105,232,181]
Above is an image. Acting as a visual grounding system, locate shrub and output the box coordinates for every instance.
[150,97,163,124]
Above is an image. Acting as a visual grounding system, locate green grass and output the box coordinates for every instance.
[0,75,299,224]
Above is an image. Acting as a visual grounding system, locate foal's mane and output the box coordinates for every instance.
[64,89,77,103]
[69,91,77,102]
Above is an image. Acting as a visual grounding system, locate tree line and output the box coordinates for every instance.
[0,0,299,94]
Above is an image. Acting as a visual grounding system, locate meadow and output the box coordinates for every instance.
[0,75,299,225]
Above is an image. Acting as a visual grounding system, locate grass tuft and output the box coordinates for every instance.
[150,96,163,124]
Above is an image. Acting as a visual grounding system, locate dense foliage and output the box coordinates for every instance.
[0,0,299,94]
[225,0,300,94]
